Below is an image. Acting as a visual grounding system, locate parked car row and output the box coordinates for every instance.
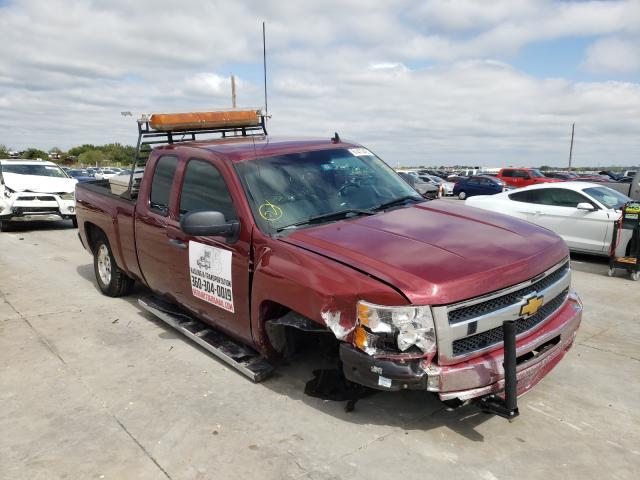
[64,166,132,181]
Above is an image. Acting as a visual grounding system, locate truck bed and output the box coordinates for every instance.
[75,180,143,282]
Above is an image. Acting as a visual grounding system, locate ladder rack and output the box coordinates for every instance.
[124,109,267,198]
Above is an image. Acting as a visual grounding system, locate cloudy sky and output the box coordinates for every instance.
[1,0,639,167]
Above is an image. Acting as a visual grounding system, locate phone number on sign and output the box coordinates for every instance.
[191,276,232,301]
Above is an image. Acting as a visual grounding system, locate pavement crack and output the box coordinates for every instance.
[1,291,21,316]
[24,317,67,364]
[1,290,173,480]
[1,292,67,364]
[114,417,173,480]
[576,341,640,363]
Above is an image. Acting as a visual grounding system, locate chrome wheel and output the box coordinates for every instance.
[97,244,112,286]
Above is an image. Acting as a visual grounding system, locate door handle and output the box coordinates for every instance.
[168,238,188,249]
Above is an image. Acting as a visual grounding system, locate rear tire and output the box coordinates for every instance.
[93,233,134,297]
[458,191,467,200]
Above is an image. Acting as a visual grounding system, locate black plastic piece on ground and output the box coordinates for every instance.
[478,320,520,421]
[304,367,376,412]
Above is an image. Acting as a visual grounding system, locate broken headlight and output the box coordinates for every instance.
[3,186,14,198]
[60,192,75,200]
[354,301,436,355]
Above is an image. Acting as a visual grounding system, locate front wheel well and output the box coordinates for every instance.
[260,301,334,359]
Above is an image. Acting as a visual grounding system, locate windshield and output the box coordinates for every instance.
[584,186,631,210]
[235,147,422,233]
[530,169,546,178]
[2,163,68,178]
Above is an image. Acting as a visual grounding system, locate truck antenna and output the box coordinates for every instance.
[263,21,268,125]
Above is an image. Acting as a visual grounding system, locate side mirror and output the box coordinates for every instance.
[180,210,240,240]
[577,202,595,211]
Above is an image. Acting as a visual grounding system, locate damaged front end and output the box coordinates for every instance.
[338,300,439,392]
[333,288,582,420]
[0,187,76,221]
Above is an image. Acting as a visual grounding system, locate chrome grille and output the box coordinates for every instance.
[451,289,569,356]
[431,258,572,364]
[448,261,570,324]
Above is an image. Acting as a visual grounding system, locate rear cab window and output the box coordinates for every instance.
[149,155,178,215]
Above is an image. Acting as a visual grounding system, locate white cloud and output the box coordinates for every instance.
[0,0,638,166]
[584,36,640,74]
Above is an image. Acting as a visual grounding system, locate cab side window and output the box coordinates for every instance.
[501,170,514,177]
[149,156,178,215]
[514,170,530,178]
[179,159,237,221]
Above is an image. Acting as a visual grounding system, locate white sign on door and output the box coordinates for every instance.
[188,241,234,313]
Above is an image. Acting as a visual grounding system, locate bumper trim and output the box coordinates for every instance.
[340,344,428,392]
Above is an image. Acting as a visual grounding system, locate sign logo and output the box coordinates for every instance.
[520,295,544,317]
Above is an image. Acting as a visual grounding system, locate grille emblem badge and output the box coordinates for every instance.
[520,295,544,317]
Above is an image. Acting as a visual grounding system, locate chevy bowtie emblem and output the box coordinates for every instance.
[520,295,544,317]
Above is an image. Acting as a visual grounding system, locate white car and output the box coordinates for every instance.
[0,160,78,231]
[465,182,633,256]
[94,168,121,180]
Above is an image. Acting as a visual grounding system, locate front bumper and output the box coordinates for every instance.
[341,293,582,402]
[0,194,75,220]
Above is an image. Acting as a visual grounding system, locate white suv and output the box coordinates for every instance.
[0,159,78,231]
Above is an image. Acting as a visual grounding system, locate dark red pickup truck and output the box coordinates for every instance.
[76,111,582,417]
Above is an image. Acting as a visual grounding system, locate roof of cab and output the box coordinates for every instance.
[156,136,360,163]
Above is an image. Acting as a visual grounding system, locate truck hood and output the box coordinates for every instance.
[281,200,568,305]
[1,172,77,194]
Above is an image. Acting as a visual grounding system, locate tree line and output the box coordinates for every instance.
[0,143,136,167]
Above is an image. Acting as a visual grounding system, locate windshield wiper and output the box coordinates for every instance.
[372,195,422,211]
[276,208,375,232]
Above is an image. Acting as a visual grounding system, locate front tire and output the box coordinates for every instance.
[93,233,134,297]
[458,191,467,200]
[0,220,11,232]
[72,217,78,228]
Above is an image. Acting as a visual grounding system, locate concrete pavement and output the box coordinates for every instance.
[1,221,639,480]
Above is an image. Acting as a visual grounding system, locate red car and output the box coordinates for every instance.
[498,168,563,188]
[75,110,582,419]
